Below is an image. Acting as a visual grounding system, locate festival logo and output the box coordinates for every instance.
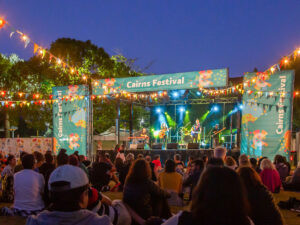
[68,85,79,97]
[251,130,268,156]
[69,133,80,150]
[254,73,271,90]
[198,70,214,88]
[69,108,86,128]
[104,78,116,87]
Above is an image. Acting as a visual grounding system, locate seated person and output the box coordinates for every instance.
[183,159,204,200]
[0,155,16,202]
[123,159,171,225]
[0,154,45,217]
[26,165,111,225]
[283,161,300,192]
[174,154,184,175]
[158,159,183,206]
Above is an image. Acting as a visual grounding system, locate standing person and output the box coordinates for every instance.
[225,156,237,170]
[238,167,284,225]
[260,158,281,193]
[211,124,221,148]
[123,159,171,224]
[159,123,169,149]
[0,155,16,202]
[238,154,251,168]
[0,154,45,217]
[26,165,111,225]
[162,166,253,225]
[152,154,162,178]
[191,119,201,143]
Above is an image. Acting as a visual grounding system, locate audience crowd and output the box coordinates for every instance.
[0,147,299,225]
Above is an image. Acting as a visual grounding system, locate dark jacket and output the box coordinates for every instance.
[183,170,202,199]
[91,162,112,190]
[275,163,289,182]
[247,184,283,225]
[123,179,170,220]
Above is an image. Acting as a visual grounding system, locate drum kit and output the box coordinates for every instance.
[179,124,193,144]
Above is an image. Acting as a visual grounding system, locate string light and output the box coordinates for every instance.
[56,59,62,65]
[0,18,6,28]
[270,67,275,73]
[21,35,28,41]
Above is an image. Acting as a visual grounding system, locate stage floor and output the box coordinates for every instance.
[98,149,214,164]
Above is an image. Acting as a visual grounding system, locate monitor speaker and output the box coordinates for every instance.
[152,143,162,150]
[137,143,145,150]
[188,143,199,149]
[167,143,178,150]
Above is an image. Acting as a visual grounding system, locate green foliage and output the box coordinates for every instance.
[0,38,146,136]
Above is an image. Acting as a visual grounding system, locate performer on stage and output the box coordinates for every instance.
[159,123,169,149]
[211,124,222,148]
[191,119,202,143]
[140,128,149,143]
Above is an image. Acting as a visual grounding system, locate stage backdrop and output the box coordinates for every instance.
[52,85,90,155]
[92,68,228,95]
[241,71,294,160]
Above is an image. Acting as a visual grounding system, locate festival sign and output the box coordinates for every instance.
[241,71,294,160]
[92,68,228,95]
[52,85,90,155]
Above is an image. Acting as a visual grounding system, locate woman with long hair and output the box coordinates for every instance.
[238,167,284,225]
[123,159,171,224]
[260,158,281,193]
[163,166,253,225]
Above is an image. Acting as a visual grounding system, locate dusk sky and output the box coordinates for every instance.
[0,0,300,77]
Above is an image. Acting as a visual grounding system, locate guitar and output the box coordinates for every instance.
[159,127,170,139]
[212,127,226,136]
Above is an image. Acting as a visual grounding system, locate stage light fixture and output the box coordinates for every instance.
[196,91,201,96]
[172,91,179,98]
[156,108,161,113]
[239,104,244,110]
[179,107,185,112]
[211,105,219,112]
[186,111,189,114]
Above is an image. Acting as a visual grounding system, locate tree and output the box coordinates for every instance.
[0,38,146,136]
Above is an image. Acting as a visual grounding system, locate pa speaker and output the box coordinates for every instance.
[188,143,199,149]
[152,143,162,150]
[137,143,145,150]
[167,143,178,150]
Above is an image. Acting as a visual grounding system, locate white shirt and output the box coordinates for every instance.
[13,169,45,211]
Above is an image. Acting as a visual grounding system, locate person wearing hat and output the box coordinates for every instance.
[26,165,112,225]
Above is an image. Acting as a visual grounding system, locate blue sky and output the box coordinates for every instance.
[0,0,300,77]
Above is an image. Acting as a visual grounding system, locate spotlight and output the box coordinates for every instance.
[156,108,161,113]
[186,111,189,114]
[239,104,244,110]
[179,107,185,112]
[211,105,219,112]
[172,91,179,98]
[196,91,201,96]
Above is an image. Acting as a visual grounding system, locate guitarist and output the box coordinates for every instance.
[191,119,202,143]
[159,123,169,149]
[212,124,221,148]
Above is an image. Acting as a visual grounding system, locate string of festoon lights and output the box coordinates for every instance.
[0,17,300,107]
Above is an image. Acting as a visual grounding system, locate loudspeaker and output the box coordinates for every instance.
[152,143,162,149]
[167,143,178,150]
[188,143,199,149]
[137,143,145,150]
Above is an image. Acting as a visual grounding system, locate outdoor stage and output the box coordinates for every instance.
[98,149,214,164]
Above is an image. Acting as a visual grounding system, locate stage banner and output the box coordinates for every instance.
[92,68,228,95]
[52,85,90,155]
[241,71,294,160]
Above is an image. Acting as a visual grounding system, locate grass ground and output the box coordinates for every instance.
[0,191,299,225]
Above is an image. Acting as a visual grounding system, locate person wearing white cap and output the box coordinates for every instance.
[26,165,112,225]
